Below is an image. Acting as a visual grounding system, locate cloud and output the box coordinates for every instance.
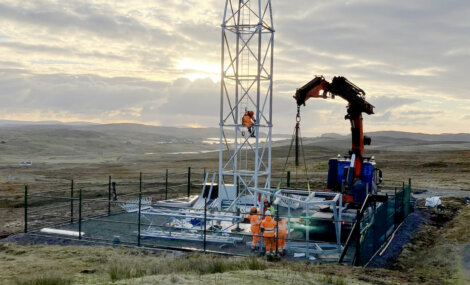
[274,0,470,100]
[0,72,160,113]
[153,78,219,116]
[0,1,180,45]
[370,96,419,112]
[0,0,468,134]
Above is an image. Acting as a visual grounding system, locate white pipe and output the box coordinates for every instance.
[40,228,84,237]
[350,154,356,168]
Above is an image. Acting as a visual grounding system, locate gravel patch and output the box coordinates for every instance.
[463,243,470,282]
[1,232,100,246]
[367,208,431,268]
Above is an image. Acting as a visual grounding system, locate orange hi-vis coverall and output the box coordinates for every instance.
[246,213,260,249]
[277,219,288,251]
[260,216,276,253]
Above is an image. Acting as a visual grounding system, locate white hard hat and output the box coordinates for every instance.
[265,210,271,216]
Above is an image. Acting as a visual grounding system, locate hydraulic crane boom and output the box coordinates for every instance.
[294,76,376,203]
[294,76,373,114]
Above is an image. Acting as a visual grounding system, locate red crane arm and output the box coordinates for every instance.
[294,76,374,181]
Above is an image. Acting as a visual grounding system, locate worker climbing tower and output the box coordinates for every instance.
[218,0,274,208]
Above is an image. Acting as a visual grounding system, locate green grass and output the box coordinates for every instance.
[108,260,148,281]
[0,243,389,285]
[106,254,267,281]
[15,275,73,285]
[317,274,348,285]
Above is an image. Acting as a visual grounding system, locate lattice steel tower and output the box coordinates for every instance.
[218,0,274,207]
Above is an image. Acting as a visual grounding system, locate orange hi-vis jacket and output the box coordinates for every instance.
[246,213,260,228]
[243,112,255,127]
[260,216,276,238]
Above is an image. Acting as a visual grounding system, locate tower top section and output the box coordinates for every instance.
[222,0,274,31]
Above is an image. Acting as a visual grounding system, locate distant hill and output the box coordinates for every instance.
[319,131,470,142]
[0,123,222,164]
[368,131,470,142]
[0,120,468,141]
[0,120,97,126]
[0,122,220,139]
[300,130,470,152]
[321,133,347,139]
[0,122,468,159]
[80,123,220,139]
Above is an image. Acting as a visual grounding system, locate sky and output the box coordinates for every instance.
[0,0,469,135]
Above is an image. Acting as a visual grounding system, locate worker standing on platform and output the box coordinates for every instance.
[245,207,261,250]
[242,110,256,137]
[262,198,274,218]
[277,218,288,254]
[260,210,276,255]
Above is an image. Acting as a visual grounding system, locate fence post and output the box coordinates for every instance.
[24,185,28,233]
[79,189,82,240]
[306,206,310,259]
[394,187,397,229]
[70,180,74,224]
[108,175,111,216]
[355,209,362,266]
[138,172,142,247]
[275,203,279,255]
[187,167,191,198]
[407,177,412,215]
[287,171,291,188]
[165,169,168,200]
[204,197,207,253]
[402,182,405,220]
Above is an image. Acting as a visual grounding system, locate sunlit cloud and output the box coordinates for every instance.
[0,0,468,135]
[176,58,220,82]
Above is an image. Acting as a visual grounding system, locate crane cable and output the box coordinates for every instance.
[280,106,311,190]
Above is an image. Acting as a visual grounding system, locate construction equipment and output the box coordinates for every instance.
[294,76,382,205]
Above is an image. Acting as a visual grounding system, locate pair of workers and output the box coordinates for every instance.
[245,197,273,250]
[245,206,288,255]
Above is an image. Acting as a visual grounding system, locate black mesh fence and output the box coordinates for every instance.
[20,171,412,265]
[340,183,413,266]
